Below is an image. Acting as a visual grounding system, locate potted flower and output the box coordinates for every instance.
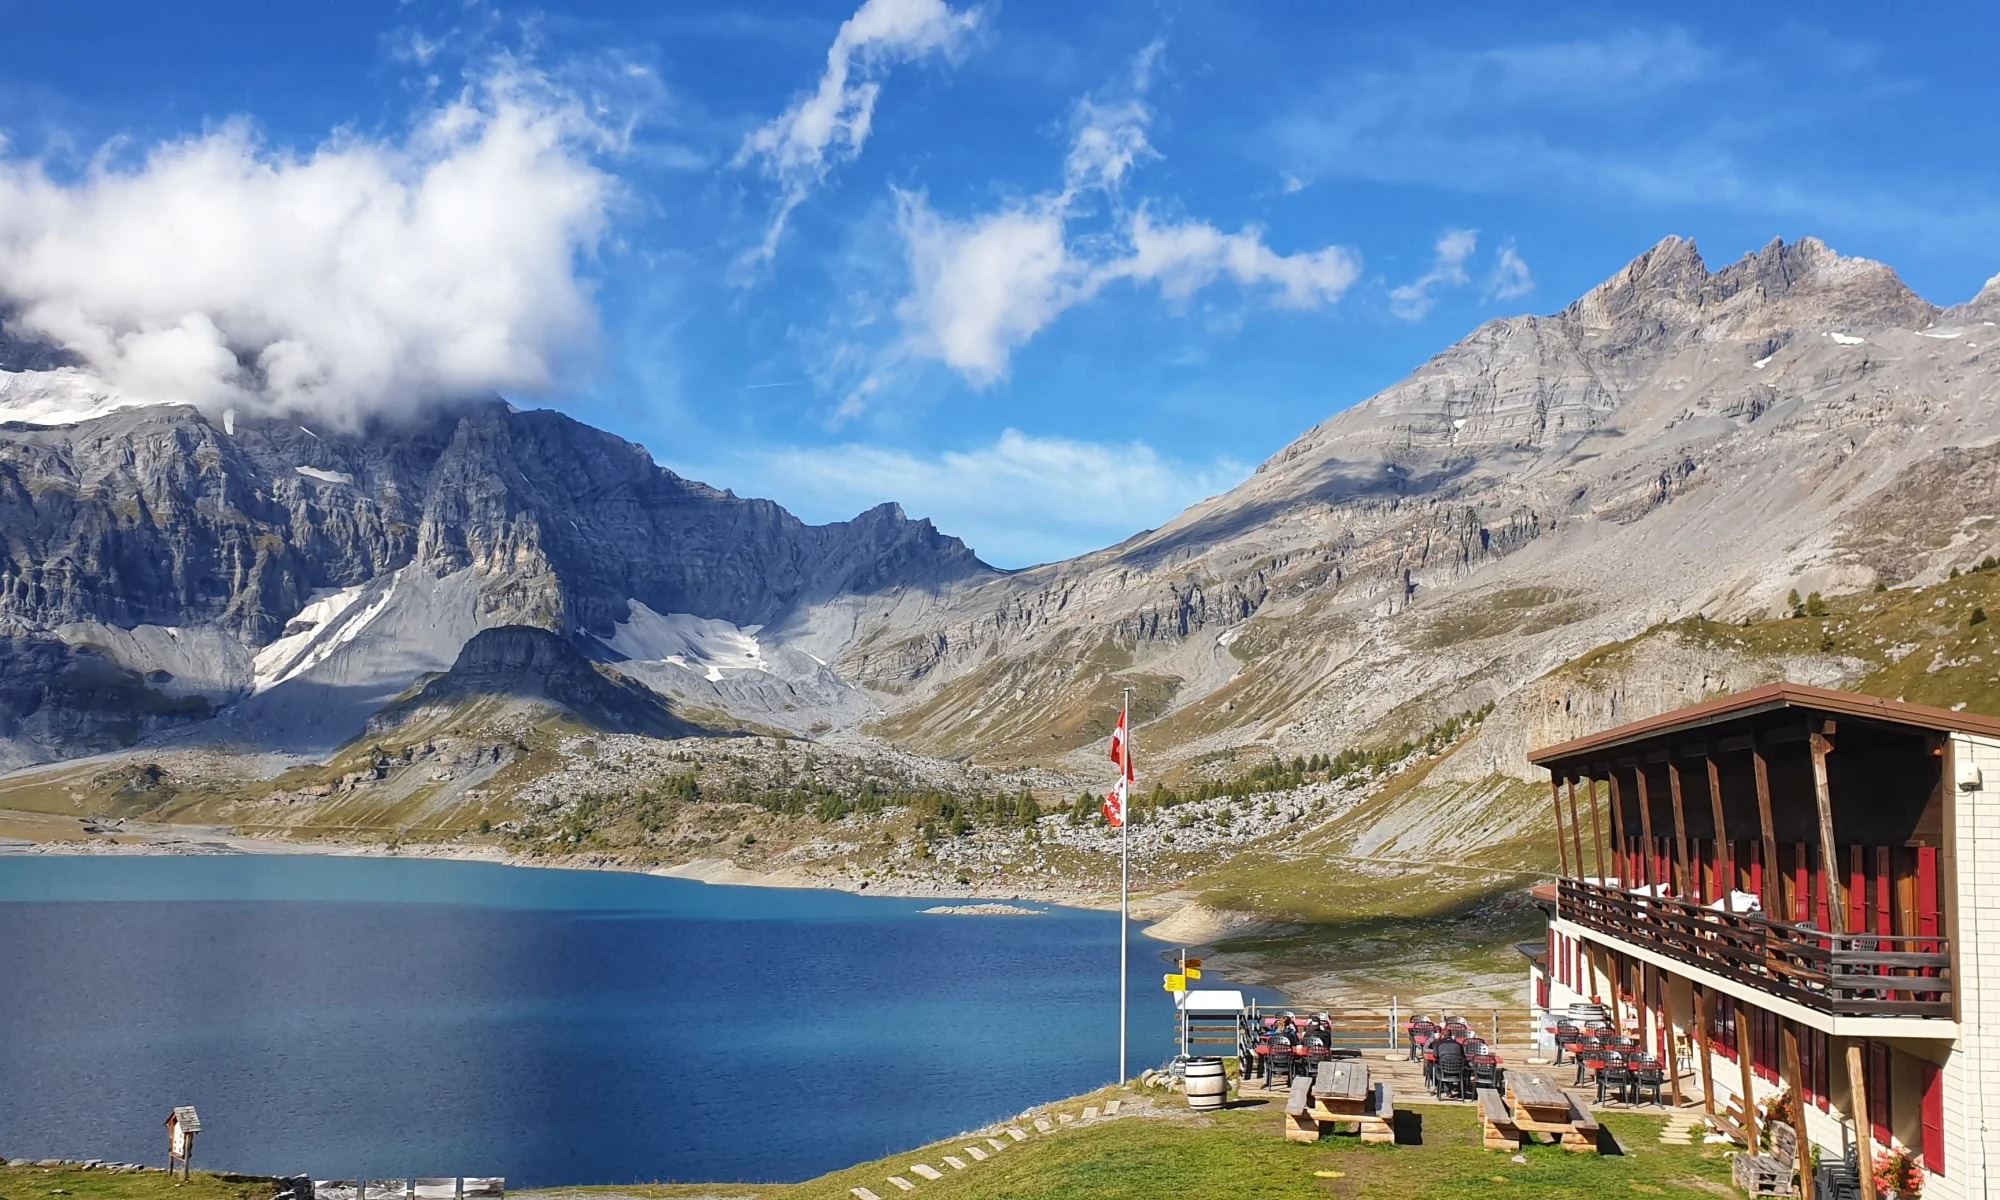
[1757,1091,1795,1150]
[1874,1147,1922,1199]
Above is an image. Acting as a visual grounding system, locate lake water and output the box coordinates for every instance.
[0,855,1273,1185]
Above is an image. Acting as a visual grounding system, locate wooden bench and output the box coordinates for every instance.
[1477,1088,1521,1152]
[1561,1093,1601,1154]
[1732,1119,1798,1197]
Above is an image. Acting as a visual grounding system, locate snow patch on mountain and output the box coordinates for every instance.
[251,579,394,691]
[295,465,354,486]
[0,368,159,426]
[600,602,768,682]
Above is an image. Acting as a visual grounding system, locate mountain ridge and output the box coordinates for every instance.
[0,234,1996,795]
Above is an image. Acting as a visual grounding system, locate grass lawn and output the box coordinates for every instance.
[520,1092,1735,1200]
[0,1165,282,1200]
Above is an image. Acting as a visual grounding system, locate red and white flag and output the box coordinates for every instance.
[1102,777,1126,828]
[1108,710,1133,781]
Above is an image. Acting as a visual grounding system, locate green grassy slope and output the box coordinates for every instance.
[520,1098,1729,1200]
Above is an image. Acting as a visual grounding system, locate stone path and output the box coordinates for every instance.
[849,1094,1130,1199]
[1656,1108,1707,1146]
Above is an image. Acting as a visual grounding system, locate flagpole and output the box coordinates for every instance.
[1120,686,1131,1086]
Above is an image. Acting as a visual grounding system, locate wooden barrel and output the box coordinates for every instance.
[1183,1057,1227,1111]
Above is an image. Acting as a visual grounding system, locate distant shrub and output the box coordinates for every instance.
[1951,567,1961,579]
[478,819,491,834]
[1985,555,1999,571]
[1786,588,1803,616]
[1874,582,1888,593]
[1804,592,1828,619]
[1973,608,1988,627]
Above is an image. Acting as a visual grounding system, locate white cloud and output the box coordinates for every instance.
[1486,242,1535,301]
[1113,211,1362,308]
[1387,228,1477,321]
[893,192,1084,386]
[0,62,614,424]
[875,47,1361,397]
[734,0,982,269]
[743,428,1249,566]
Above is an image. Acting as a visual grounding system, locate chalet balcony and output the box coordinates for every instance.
[1556,879,1953,1021]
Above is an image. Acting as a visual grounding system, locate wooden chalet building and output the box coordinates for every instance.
[1529,683,2000,1200]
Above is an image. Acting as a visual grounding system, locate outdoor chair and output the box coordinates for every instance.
[1266,1047,1295,1088]
[1470,1059,1502,1093]
[1302,1038,1330,1074]
[1432,1042,1472,1101]
[1595,1050,1632,1105]
[1407,1021,1437,1061]
[1553,1019,1580,1063]
[1571,1037,1602,1086]
[1627,1055,1665,1105]
[1815,1145,1863,1200]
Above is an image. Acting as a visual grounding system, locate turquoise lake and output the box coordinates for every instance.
[0,855,1273,1185]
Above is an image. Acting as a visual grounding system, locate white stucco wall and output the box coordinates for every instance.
[1939,730,2000,1200]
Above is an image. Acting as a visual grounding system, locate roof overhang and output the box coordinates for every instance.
[1528,683,2000,769]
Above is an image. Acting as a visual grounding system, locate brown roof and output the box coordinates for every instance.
[1528,682,2000,767]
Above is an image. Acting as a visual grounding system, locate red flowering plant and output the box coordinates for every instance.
[1757,1091,1795,1149]
[1874,1147,1922,1199]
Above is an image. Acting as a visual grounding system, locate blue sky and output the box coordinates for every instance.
[2,1,1997,567]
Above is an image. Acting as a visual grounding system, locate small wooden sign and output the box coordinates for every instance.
[165,1106,202,1180]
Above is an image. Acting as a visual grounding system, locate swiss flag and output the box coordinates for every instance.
[1109,710,1133,781]
[1102,778,1126,827]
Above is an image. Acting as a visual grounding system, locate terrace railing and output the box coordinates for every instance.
[1556,879,1953,1020]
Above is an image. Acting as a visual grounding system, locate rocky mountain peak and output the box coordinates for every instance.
[1561,235,1928,342]
[1956,271,2000,321]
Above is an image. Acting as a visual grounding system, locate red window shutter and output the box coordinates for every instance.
[1875,847,1892,938]
[1869,1043,1891,1147]
[1795,844,1810,924]
[1921,1060,1946,1176]
[1917,848,1940,954]
[1814,1030,1831,1111]
[1847,845,1865,937]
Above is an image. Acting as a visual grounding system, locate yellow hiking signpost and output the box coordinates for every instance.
[1162,973,1186,992]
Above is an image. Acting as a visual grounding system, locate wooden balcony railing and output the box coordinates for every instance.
[1556,879,1953,1020]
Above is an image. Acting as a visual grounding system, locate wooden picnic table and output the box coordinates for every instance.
[1501,1072,1601,1154]
[1311,1060,1371,1116]
[1283,1061,1396,1145]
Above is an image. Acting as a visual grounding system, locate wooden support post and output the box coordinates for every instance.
[1635,766,1658,890]
[1551,775,1571,878]
[1809,724,1850,935]
[1846,1040,1879,1200]
[1752,735,1782,918]
[1653,964,1683,1108]
[1736,1004,1759,1148]
[1586,774,1609,884]
[1705,742,1733,898]
[1565,775,1587,883]
[1691,984,1717,1118]
[1783,1022,1816,1200]
[1668,757,1694,900]
[1607,768,1631,889]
